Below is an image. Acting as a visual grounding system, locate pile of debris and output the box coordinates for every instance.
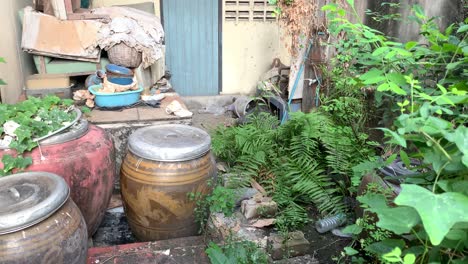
[21,1,172,112]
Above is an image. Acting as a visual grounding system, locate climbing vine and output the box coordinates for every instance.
[268,0,345,55]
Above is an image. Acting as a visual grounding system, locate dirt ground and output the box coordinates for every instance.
[303,208,350,264]
[191,112,237,132]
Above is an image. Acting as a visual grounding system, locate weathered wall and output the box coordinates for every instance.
[0,0,35,103]
[363,0,462,42]
[221,0,291,95]
[222,22,290,95]
[90,0,160,16]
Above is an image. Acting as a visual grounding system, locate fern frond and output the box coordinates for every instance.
[282,156,346,215]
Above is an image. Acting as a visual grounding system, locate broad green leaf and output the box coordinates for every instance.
[344,247,359,256]
[379,128,407,148]
[405,41,418,50]
[360,68,384,84]
[463,155,468,168]
[366,239,406,255]
[321,4,338,12]
[386,72,407,86]
[395,184,468,245]
[385,153,398,165]
[382,247,402,262]
[420,116,453,136]
[403,253,416,264]
[388,82,407,95]
[384,50,397,59]
[447,61,463,71]
[443,126,468,160]
[345,0,355,8]
[417,92,433,101]
[456,24,468,33]
[378,82,407,95]
[437,84,448,94]
[358,193,419,234]
[463,46,468,55]
[399,150,411,168]
[337,9,346,17]
[0,79,6,85]
[0,57,5,63]
[342,224,363,234]
[372,47,390,56]
[394,48,412,57]
[16,156,32,169]
[363,30,376,39]
[377,83,392,92]
[444,229,467,241]
[403,246,425,257]
[437,180,468,195]
[206,243,230,264]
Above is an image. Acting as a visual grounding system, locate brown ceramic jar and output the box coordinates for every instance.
[0,172,88,264]
[120,124,216,241]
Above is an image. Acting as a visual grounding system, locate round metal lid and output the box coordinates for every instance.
[128,124,211,161]
[40,119,89,145]
[0,172,69,235]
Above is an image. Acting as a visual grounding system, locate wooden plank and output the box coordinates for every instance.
[66,12,109,20]
[26,75,71,89]
[64,0,73,14]
[21,7,101,61]
[50,0,67,19]
[39,56,47,74]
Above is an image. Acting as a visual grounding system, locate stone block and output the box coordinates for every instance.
[207,211,268,249]
[241,196,277,220]
[268,231,310,260]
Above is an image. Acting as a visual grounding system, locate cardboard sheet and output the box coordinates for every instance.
[21,7,101,62]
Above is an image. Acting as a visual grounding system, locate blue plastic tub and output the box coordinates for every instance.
[106,64,133,77]
[108,77,133,85]
[88,84,143,108]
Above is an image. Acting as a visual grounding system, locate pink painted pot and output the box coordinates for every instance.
[0,120,115,236]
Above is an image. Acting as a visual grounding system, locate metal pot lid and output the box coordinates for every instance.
[128,124,211,161]
[40,119,89,145]
[0,172,69,235]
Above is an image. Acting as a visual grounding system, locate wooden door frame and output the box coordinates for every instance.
[160,0,222,94]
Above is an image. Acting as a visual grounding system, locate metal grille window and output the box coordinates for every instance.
[224,0,277,22]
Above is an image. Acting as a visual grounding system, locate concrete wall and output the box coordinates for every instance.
[0,0,35,104]
[363,0,462,42]
[221,0,291,95]
[222,22,290,95]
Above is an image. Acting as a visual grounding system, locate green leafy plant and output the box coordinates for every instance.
[0,57,6,85]
[212,111,375,232]
[206,186,236,217]
[365,2,402,23]
[0,95,76,176]
[206,239,268,264]
[323,2,468,263]
[189,185,237,233]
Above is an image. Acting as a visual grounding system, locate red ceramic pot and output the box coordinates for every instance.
[0,119,115,236]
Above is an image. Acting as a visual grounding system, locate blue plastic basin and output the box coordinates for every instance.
[108,77,133,85]
[88,84,143,108]
[105,64,133,77]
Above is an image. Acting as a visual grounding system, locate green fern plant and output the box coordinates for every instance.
[212,110,376,232]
